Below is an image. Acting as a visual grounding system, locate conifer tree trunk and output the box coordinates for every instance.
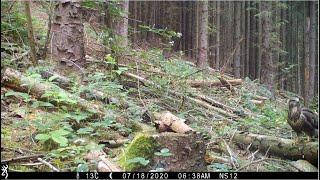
[114,0,129,48]
[52,1,85,66]
[233,2,241,78]
[197,0,208,68]
[216,1,220,70]
[308,1,316,106]
[260,2,275,93]
[24,1,37,65]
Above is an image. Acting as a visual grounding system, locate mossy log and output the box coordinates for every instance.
[2,68,103,116]
[186,79,242,88]
[153,111,194,134]
[119,133,207,171]
[233,131,318,166]
[40,70,71,89]
[290,160,318,172]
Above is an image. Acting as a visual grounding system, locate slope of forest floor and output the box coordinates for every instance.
[2,45,318,172]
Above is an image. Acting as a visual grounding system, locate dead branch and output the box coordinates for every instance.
[1,154,44,163]
[37,158,60,172]
[99,139,130,148]
[186,79,243,88]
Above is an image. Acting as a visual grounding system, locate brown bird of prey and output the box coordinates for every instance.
[288,97,318,142]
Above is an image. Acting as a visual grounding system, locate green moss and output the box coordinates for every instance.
[118,133,157,171]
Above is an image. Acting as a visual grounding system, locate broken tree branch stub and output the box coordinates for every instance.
[153,111,194,134]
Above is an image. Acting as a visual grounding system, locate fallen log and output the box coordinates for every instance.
[40,70,71,89]
[290,160,318,172]
[2,68,103,116]
[232,131,318,166]
[186,79,242,88]
[153,111,194,134]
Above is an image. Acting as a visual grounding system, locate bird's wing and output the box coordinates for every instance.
[301,108,318,129]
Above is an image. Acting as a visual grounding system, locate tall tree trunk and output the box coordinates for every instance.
[304,10,310,106]
[245,1,250,77]
[249,2,256,80]
[233,2,241,78]
[52,1,85,66]
[216,1,220,70]
[280,6,287,90]
[257,2,262,80]
[197,0,208,67]
[308,1,316,106]
[114,0,129,48]
[260,2,275,94]
[24,1,37,65]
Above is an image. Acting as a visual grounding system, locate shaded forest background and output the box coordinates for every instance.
[125,1,318,106]
[1,1,319,105]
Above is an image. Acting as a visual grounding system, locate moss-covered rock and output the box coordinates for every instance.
[118,133,157,171]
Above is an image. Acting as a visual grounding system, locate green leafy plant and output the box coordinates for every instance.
[127,157,150,166]
[5,91,31,103]
[35,128,71,147]
[154,148,173,157]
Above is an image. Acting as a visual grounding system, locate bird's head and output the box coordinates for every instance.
[288,96,301,110]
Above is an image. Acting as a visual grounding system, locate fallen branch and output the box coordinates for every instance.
[37,158,60,172]
[99,139,130,148]
[232,131,318,165]
[205,153,229,164]
[186,79,243,88]
[1,154,44,163]
[194,94,248,117]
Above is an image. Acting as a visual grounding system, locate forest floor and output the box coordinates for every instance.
[1,4,318,172]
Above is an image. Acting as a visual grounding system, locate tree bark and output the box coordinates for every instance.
[308,1,316,106]
[24,1,37,65]
[216,1,220,70]
[233,2,241,78]
[260,2,275,94]
[197,0,208,68]
[114,0,129,48]
[51,1,85,66]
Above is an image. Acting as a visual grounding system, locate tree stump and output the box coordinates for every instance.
[119,132,207,171]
